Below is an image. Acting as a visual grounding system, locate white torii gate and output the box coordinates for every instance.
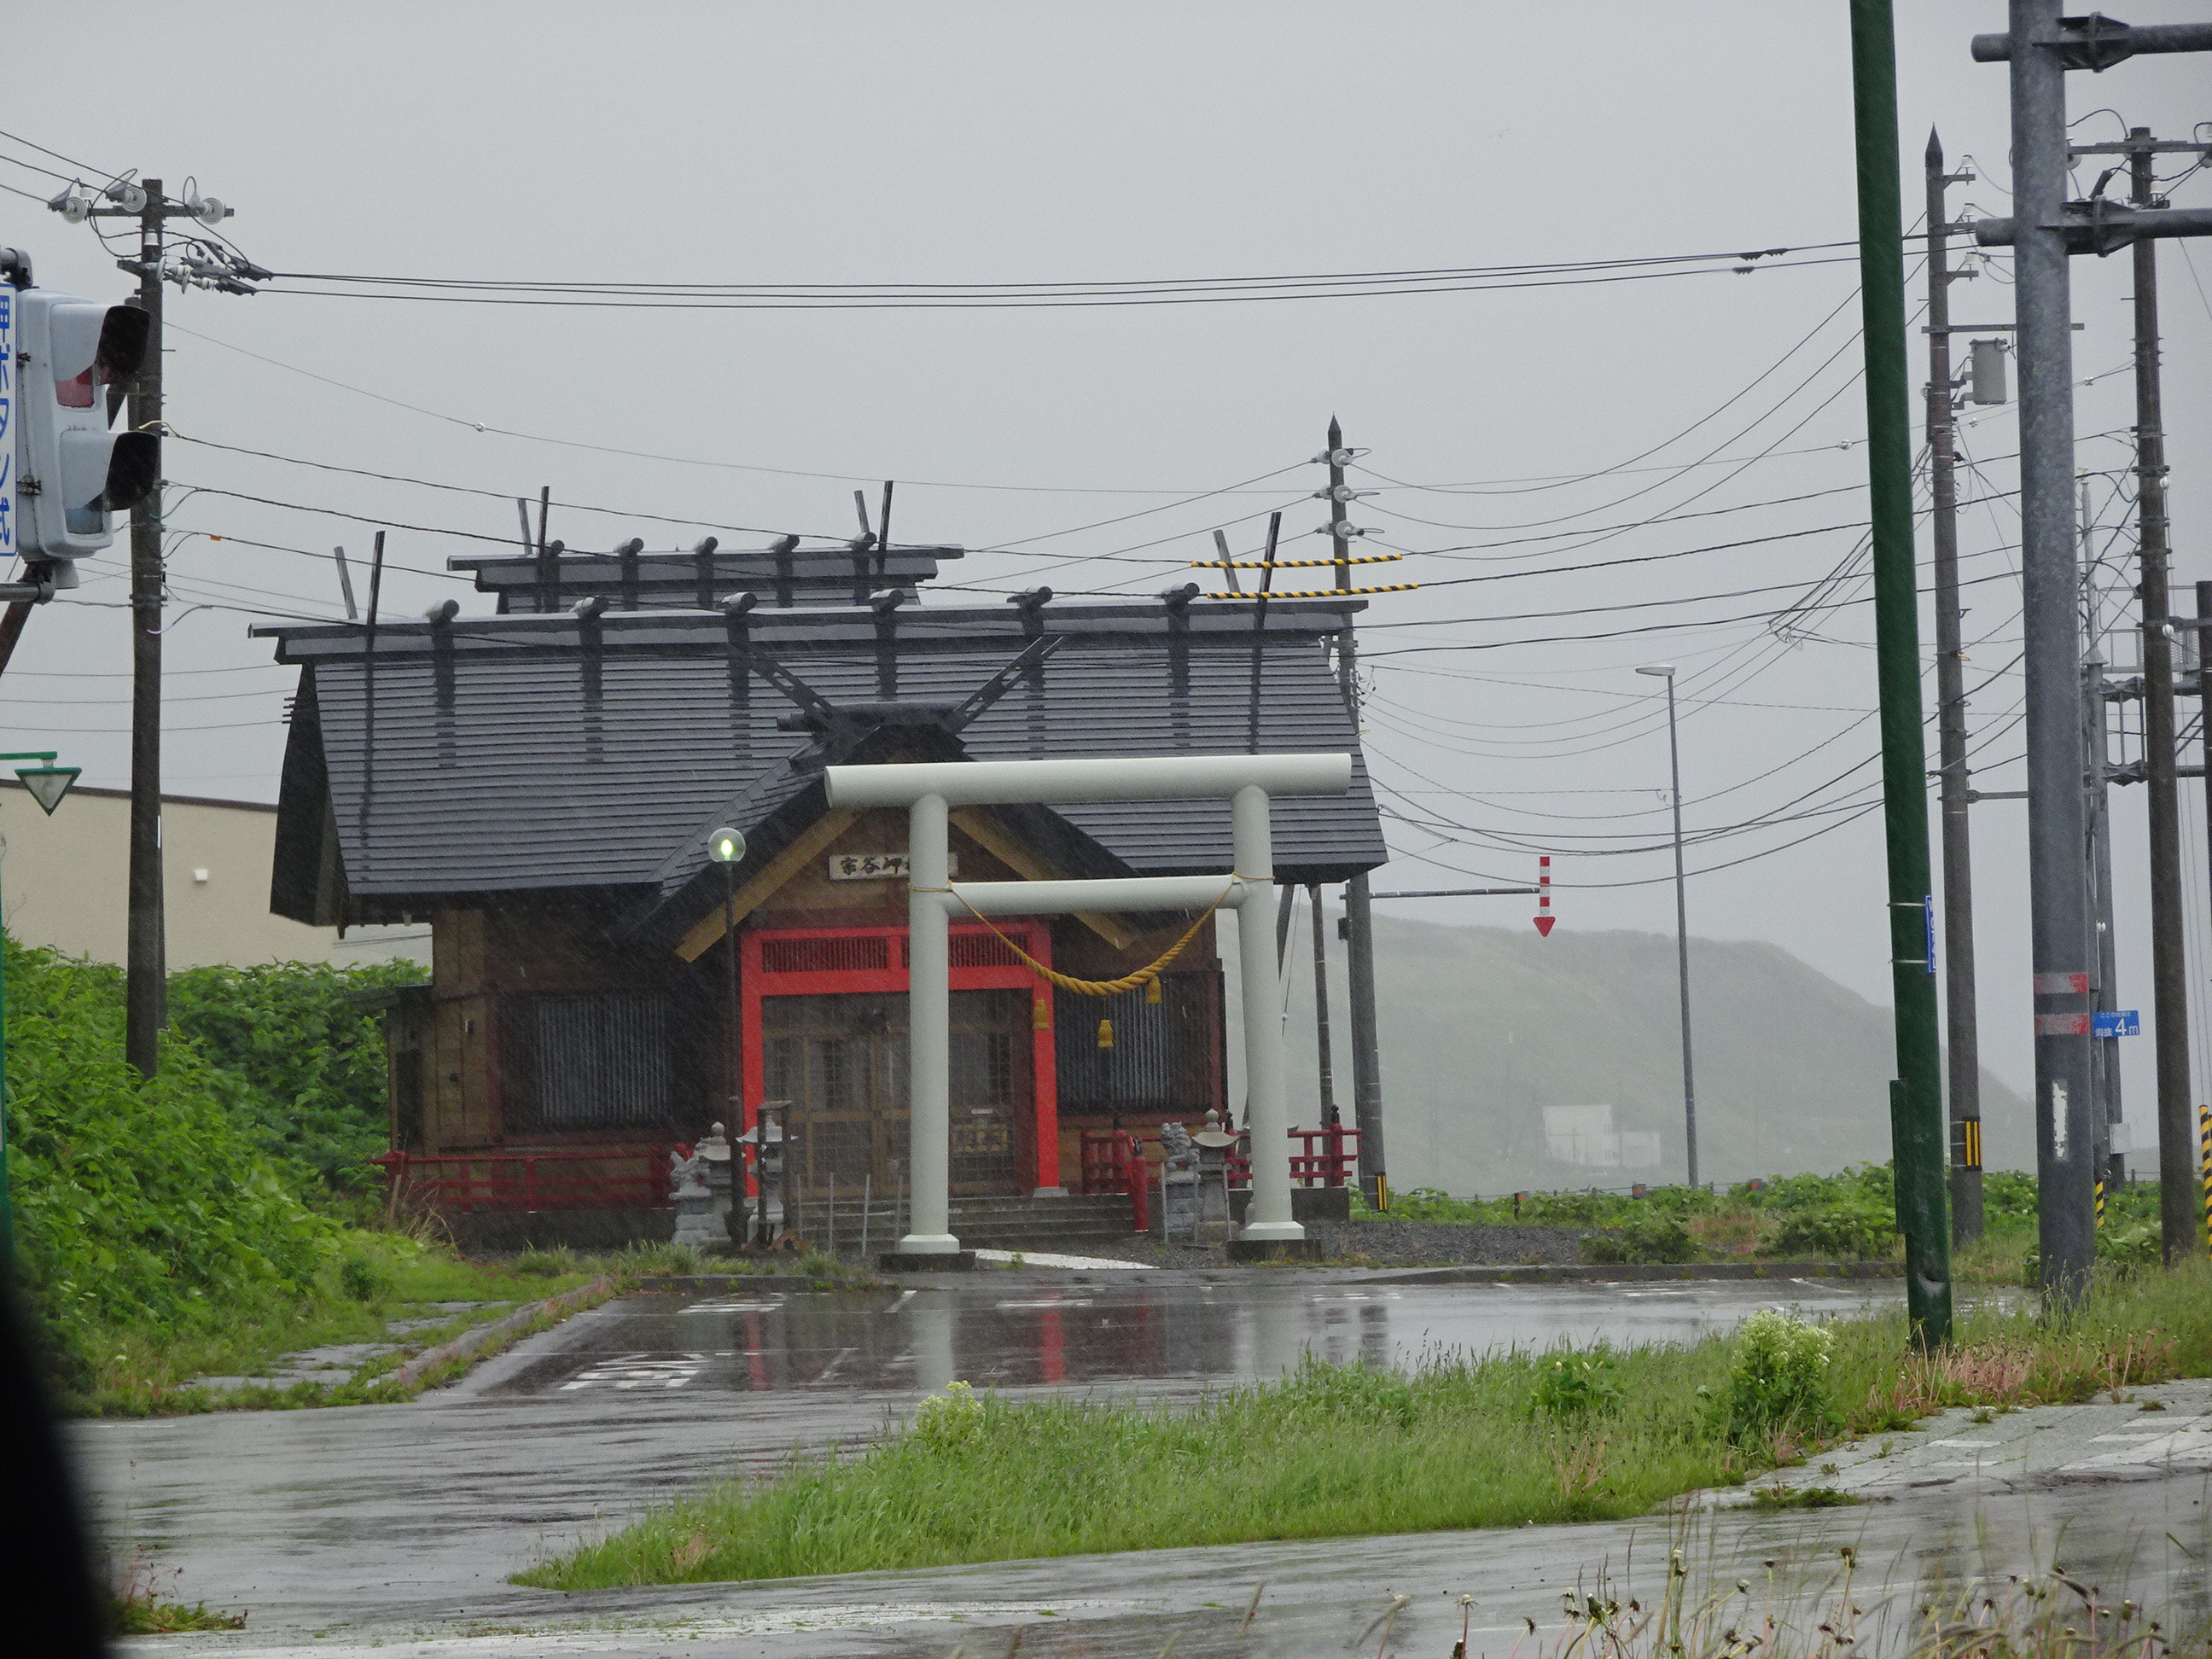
[821,752,1354,1258]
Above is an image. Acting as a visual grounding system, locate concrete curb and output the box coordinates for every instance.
[1366,1260,1906,1286]
[388,1274,620,1391]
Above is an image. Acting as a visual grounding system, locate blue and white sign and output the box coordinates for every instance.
[0,281,13,566]
[2093,1010,2139,1039]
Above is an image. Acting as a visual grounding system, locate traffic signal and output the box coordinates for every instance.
[13,289,158,585]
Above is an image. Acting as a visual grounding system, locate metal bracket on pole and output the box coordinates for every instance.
[1970,18,2212,69]
[1974,202,2212,254]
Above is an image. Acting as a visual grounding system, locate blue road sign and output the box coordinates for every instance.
[2093,1010,2139,1038]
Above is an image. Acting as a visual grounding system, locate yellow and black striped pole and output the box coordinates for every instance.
[2199,1103,2211,1250]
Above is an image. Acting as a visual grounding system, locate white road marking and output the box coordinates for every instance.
[972,1249,1153,1271]
[557,1353,708,1392]
[681,1297,786,1314]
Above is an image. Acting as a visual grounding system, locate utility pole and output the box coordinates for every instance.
[42,177,254,1076]
[1635,662,1699,1187]
[2080,485,2122,1208]
[1970,7,2212,1295]
[1849,0,1950,1345]
[1994,1,2096,1299]
[2067,125,2201,1264]
[2200,575,2212,1236]
[125,183,167,1078]
[1924,131,1985,1244]
[1308,885,1338,1127]
[1325,416,1389,1209]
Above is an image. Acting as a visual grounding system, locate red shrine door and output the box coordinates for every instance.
[740,923,1059,1202]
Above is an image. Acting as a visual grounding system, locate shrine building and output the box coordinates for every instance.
[258,536,1386,1237]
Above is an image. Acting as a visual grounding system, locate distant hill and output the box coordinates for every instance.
[1255,914,2029,1196]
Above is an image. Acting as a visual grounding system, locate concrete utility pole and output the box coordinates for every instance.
[1851,0,1951,1345]
[1325,417,1390,1209]
[1924,131,1986,1243]
[2067,125,2201,1264]
[1636,662,1698,1189]
[2080,484,2123,1208]
[2201,573,2212,1239]
[1970,6,2212,1293]
[1997,1,2098,1298]
[125,183,167,1078]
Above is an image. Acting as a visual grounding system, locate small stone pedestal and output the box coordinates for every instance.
[1191,1116,1238,1246]
[669,1145,719,1251]
[697,1123,736,1254]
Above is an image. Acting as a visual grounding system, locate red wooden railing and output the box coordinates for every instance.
[1074,1128,1150,1232]
[371,1147,678,1214]
[1288,1124,1359,1188]
[1076,1124,1359,1207]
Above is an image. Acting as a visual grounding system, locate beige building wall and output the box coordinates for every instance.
[0,781,427,970]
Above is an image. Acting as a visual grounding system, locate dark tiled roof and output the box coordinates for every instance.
[260,598,1388,928]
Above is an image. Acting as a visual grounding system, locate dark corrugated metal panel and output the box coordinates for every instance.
[278,602,1387,901]
[455,546,962,614]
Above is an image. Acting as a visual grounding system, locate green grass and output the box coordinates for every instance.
[1365,1167,2183,1276]
[520,1258,2212,1592]
[67,1236,603,1416]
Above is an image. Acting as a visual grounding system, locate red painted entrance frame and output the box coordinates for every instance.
[739,921,1060,1192]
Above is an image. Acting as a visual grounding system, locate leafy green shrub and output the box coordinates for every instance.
[3,940,341,1368]
[337,1255,393,1303]
[2098,1222,2161,1272]
[1772,1199,1896,1260]
[1528,1349,1623,1420]
[165,960,423,1208]
[1708,1309,1833,1441]
[514,1247,579,1278]
[912,1380,985,1452]
[1580,1209,1695,1264]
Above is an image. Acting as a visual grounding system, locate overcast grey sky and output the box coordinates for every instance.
[6,3,2209,1126]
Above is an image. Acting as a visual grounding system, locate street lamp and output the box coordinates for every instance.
[706,825,747,1121]
[0,750,80,1270]
[1635,667,1699,1190]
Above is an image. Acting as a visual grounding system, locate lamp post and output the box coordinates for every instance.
[1636,667,1699,1190]
[0,751,82,1270]
[706,826,747,1130]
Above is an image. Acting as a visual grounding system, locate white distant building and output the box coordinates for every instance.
[0,781,424,969]
[1542,1103,1660,1171]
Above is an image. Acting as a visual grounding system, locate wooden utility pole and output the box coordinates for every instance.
[1924,131,1985,1243]
[125,183,167,1077]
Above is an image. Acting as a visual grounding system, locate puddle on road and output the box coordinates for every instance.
[485,1276,1895,1400]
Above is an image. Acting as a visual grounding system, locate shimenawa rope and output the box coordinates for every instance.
[943,880,1237,998]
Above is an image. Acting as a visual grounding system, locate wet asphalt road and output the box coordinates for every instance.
[475,1272,1900,1400]
[79,1273,1897,1633]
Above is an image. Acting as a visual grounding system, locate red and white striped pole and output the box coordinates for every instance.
[1534,856,1556,937]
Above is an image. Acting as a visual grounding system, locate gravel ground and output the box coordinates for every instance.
[945,1219,1598,1271]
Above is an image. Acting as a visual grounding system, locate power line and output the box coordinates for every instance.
[167,434,845,541]
[259,254,1861,311]
[266,243,1860,294]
